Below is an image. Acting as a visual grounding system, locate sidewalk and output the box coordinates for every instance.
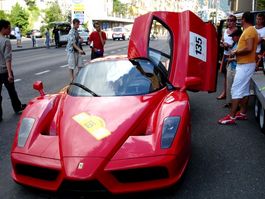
[11,37,55,52]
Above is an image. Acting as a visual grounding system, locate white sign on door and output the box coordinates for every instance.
[189,32,207,62]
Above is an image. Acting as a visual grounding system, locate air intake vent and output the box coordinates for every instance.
[16,164,59,181]
[112,166,168,183]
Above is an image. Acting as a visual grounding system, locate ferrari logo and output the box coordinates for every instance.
[78,162,84,169]
[72,112,111,140]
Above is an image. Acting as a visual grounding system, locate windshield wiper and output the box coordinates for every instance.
[70,82,100,97]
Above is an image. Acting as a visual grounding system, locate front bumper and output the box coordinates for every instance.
[11,152,190,193]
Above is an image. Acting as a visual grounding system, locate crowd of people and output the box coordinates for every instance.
[218,12,264,125]
[0,12,264,125]
[0,18,107,121]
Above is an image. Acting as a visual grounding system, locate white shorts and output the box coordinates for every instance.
[67,52,84,70]
[231,63,256,99]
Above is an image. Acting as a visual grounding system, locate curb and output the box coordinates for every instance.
[12,44,56,52]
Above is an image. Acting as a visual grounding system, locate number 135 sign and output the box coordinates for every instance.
[189,32,207,62]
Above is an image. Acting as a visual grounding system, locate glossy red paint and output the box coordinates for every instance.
[11,10,217,193]
[128,10,217,92]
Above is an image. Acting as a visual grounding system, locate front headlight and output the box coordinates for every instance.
[18,118,35,147]
[161,116,180,149]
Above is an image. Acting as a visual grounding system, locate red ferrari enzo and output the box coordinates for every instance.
[11,11,217,193]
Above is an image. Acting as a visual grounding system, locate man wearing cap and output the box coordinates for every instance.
[219,12,258,125]
[223,28,243,108]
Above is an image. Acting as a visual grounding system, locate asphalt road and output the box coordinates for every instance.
[0,40,265,199]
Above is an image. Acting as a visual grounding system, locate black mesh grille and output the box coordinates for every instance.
[59,180,107,192]
[15,164,59,181]
[112,166,169,183]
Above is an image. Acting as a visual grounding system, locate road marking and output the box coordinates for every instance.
[35,70,50,75]
[60,64,68,68]
[14,79,22,82]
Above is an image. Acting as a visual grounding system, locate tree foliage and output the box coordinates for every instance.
[257,0,265,10]
[9,3,29,34]
[113,0,127,16]
[0,10,9,20]
[43,1,65,26]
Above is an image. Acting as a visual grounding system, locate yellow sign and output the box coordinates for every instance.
[73,112,111,140]
[73,3,85,11]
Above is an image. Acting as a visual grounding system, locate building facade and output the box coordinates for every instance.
[229,0,255,12]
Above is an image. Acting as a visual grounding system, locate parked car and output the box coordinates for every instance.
[78,28,89,45]
[26,29,42,38]
[112,27,130,40]
[104,28,113,40]
[49,22,71,47]
[11,11,217,193]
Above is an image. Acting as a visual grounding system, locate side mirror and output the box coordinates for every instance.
[180,77,201,92]
[33,81,45,96]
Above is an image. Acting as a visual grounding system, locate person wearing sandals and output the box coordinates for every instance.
[224,28,242,109]
[217,15,238,100]
[219,12,258,125]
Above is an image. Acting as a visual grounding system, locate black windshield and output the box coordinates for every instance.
[68,58,167,97]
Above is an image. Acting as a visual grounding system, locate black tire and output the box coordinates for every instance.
[259,107,265,134]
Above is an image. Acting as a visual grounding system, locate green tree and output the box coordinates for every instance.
[43,1,65,26]
[9,3,29,34]
[113,0,127,16]
[257,0,265,10]
[0,10,9,20]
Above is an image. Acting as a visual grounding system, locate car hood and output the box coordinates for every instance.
[59,94,163,158]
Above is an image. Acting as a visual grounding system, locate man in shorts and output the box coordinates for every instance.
[219,12,258,125]
[66,18,85,82]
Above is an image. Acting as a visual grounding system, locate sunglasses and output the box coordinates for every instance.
[227,19,235,22]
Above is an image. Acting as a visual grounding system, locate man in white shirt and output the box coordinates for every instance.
[14,25,22,47]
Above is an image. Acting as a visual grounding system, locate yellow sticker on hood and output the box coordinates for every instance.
[72,112,111,140]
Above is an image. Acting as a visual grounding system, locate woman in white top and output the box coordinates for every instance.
[217,15,238,100]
